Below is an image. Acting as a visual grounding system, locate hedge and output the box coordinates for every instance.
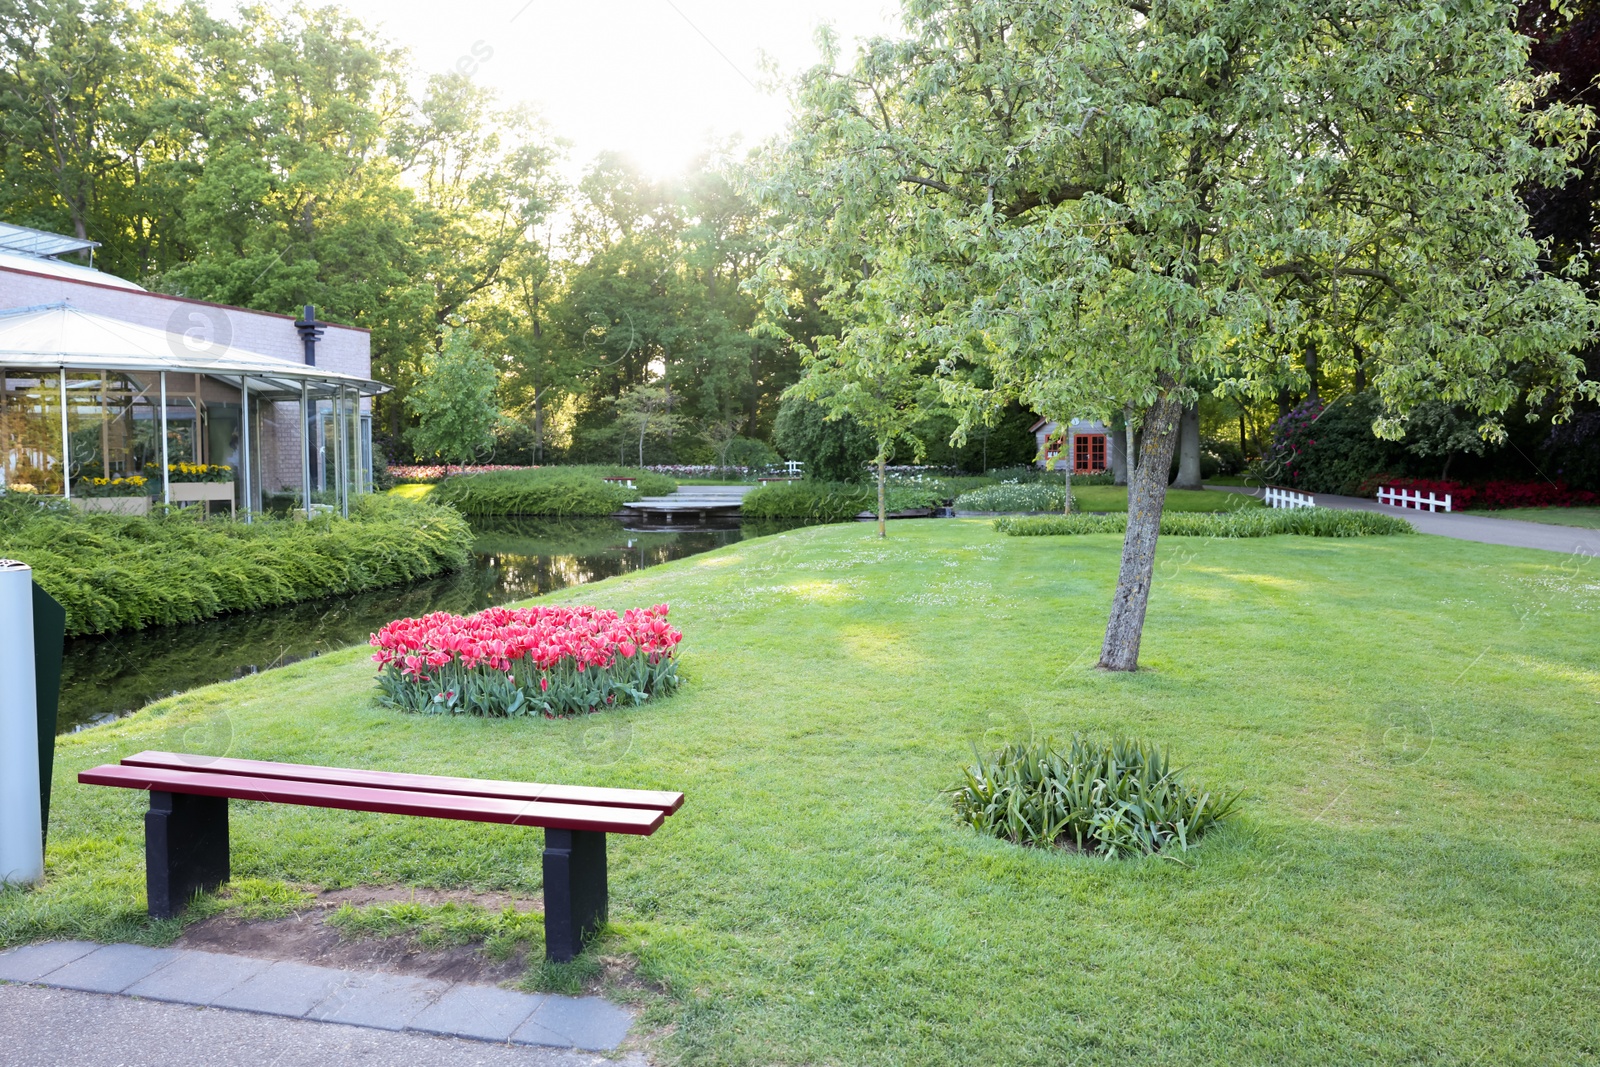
[742,481,873,522]
[427,467,676,517]
[1,494,474,636]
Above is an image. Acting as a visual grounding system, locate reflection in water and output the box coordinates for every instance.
[57,517,753,734]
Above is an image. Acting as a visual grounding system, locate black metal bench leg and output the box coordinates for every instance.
[145,791,230,920]
[542,828,607,962]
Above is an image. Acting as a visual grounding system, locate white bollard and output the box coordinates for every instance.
[0,559,43,886]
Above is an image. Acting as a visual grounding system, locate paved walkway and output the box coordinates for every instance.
[0,942,641,1062]
[1214,486,1600,556]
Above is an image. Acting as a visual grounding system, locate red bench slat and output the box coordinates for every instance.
[119,751,683,814]
[78,765,664,835]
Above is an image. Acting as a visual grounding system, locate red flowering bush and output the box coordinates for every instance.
[1361,475,1600,510]
[371,604,682,717]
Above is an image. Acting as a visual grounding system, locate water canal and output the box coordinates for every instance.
[56,516,765,733]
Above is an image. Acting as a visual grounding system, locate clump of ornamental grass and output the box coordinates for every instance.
[954,481,1074,513]
[950,735,1240,859]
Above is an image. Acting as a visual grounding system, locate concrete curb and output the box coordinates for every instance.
[0,942,632,1052]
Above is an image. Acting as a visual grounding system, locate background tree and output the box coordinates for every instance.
[701,412,747,472]
[612,385,684,467]
[772,392,874,480]
[765,0,1600,670]
[404,327,500,469]
[793,333,936,537]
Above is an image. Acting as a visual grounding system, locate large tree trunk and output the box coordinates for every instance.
[1172,404,1203,489]
[1099,388,1186,672]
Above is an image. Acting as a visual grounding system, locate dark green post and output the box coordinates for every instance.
[32,583,65,848]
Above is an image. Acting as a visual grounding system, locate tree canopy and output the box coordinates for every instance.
[763,0,1600,668]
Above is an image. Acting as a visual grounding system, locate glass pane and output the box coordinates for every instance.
[2,370,64,494]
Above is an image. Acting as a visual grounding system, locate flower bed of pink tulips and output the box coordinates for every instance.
[388,463,532,484]
[370,604,682,717]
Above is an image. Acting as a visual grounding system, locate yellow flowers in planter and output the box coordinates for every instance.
[167,463,233,483]
[79,475,150,498]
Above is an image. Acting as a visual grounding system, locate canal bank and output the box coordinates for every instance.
[55,516,774,733]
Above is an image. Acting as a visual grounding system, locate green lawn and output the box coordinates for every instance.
[1478,506,1600,529]
[5,521,1598,1065]
[386,482,435,501]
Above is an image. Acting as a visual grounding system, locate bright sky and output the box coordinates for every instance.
[297,0,905,179]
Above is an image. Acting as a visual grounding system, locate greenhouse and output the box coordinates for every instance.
[0,303,386,518]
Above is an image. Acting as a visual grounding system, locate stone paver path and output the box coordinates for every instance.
[0,942,633,1052]
[0,983,645,1067]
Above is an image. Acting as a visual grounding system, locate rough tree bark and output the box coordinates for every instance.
[1172,404,1203,489]
[1099,386,1186,671]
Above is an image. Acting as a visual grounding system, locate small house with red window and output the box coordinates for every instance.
[1031,417,1112,473]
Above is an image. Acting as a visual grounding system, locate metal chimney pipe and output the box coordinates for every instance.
[294,304,325,367]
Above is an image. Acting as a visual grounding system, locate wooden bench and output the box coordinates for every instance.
[78,751,684,961]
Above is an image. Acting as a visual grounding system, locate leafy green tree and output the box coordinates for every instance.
[765,0,1600,669]
[0,0,193,278]
[792,336,936,537]
[612,385,684,467]
[773,392,874,481]
[405,327,500,468]
[700,413,747,472]
[490,230,584,464]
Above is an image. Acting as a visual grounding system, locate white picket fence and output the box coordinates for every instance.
[1264,486,1315,509]
[1376,485,1452,513]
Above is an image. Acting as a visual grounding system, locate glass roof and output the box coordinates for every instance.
[0,222,99,260]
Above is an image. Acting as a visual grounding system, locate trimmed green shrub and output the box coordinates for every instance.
[742,480,873,522]
[993,506,1414,538]
[428,466,676,517]
[955,481,1073,513]
[581,465,678,496]
[950,735,1240,858]
[882,475,950,510]
[0,494,473,637]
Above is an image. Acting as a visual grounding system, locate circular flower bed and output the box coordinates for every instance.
[371,604,682,717]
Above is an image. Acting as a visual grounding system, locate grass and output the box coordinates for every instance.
[1478,506,1600,529]
[327,900,542,960]
[387,483,435,502]
[6,522,1599,1065]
